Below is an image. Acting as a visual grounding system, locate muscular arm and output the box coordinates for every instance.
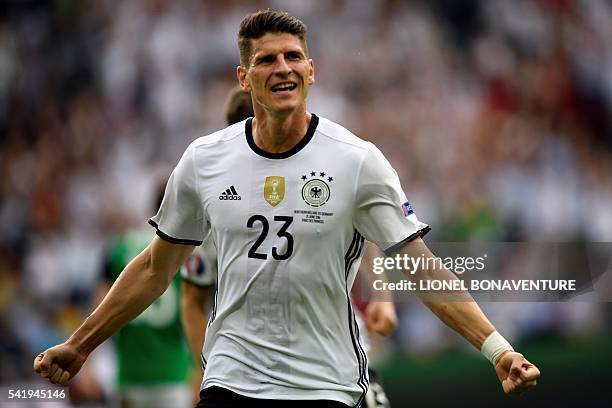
[180,281,212,364]
[34,236,195,385]
[400,238,494,348]
[180,280,212,404]
[400,238,540,394]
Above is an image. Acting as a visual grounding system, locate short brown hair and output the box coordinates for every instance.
[238,9,308,67]
[225,85,254,125]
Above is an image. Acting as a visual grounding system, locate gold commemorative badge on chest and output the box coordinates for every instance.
[264,176,285,207]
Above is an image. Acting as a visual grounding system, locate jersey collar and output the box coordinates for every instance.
[245,114,319,159]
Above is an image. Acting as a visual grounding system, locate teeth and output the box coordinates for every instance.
[273,83,296,91]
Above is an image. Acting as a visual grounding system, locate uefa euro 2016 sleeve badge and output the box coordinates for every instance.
[300,171,332,207]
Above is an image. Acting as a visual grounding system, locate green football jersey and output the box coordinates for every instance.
[105,229,191,388]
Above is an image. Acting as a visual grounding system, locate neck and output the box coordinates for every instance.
[252,107,311,153]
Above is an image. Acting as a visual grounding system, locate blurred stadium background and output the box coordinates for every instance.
[1,0,611,406]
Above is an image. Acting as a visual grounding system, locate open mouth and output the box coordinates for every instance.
[271,83,297,92]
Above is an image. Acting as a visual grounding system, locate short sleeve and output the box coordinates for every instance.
[353,144,430,255]
[180,241,217,288]
[149,145,207,245]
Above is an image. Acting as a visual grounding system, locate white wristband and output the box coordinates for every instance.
[481,331,514,366]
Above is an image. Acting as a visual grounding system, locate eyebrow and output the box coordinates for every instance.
[252,49,305,65]
[253,53,275,64]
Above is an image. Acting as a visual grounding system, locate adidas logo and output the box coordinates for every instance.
[219,185,241,200]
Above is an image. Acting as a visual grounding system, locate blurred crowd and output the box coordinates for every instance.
[1,0,611,388]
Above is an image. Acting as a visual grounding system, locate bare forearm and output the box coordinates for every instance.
[423,295,495,349]
[67,237,194,356]
[182,305,207,363]
[402,239,495,349]
[181,283,211,363]
[67,246,170,354]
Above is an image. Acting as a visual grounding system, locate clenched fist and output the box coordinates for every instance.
[33,343,88,386]
[495,351,540,395]
[364,301,398,337]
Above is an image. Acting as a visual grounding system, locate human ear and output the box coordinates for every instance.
[307,59,315,85]
[236,65,252,92]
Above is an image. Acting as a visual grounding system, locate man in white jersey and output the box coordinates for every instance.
[180,85,397,407]
[34,9,540,408]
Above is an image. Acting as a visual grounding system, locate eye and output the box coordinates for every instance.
[255,55,276,65]
[285,52,302,60]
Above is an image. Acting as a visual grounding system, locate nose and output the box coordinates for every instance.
[274,54,292,76]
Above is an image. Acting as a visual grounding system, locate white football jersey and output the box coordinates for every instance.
[150,115,429,406]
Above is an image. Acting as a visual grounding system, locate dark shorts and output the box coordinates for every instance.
[195,386,352,408]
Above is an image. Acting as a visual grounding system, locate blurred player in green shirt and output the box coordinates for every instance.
[97,184,192,408]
